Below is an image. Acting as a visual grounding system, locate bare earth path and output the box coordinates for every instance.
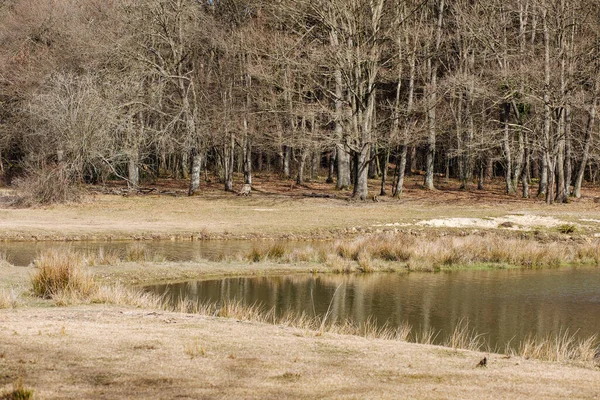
[1,305,599,400]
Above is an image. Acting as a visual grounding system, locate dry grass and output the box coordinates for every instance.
[31,249,96,300]
[3,305,600,400]
[86,247,121,266]
[243,233,600,272]
[0,288,20,309]
[5,173,600,243]
[92,284,163,309]
[516,329,599,363]
[124,243,165,262]
[444,319,486,352]
[0,252,11,267]
[165,293,600,364]
[184,337,206,359]
[0,377,34,400]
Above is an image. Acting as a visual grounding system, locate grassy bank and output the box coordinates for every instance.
[2,248,600,399]
[8,249,598,366]
[2,176,600,242]
[245,232,600,272]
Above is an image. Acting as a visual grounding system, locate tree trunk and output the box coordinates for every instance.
[296,149,307,185]
[331,28,351,190]
[224,131,234,192]
[243,134,252,185]
[188,149,202,196]
[409,146,417,175]
[283,146,291,178]
[574,78,598,198]
[543,10,554,204]
[353,145,370,200]
[424,0,445,190]
[393,146,408,197]
[502,103,515,194]
[380,149,389,196]
[127,151,139,189]
[326,148,335,184]
[521,134,530,198]
[181,152,189,180]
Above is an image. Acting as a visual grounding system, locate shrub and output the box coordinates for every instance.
[13,164,83,207]
[557,224,577,234]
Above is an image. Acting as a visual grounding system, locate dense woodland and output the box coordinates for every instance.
[1,0,600,203]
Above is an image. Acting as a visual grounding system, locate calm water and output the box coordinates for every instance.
[0,240,322,266]
[146,268,600,350]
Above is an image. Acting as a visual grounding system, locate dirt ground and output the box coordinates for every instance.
[2,305,599,400]
[2,175,600,241]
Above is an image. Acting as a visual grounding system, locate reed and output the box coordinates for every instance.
[299,233,600,271]
[92,284,163,309]
[156,293,599,364]
[125,243,165,262]
[413,326,440,345]
[444,319,485,351]
[184,337,206,359]
[86,247,121,266]
[0,289,17,309]
[516,329,598,363]
[1,377,34,400]
[31,249,96,300]
[0,251,11,267]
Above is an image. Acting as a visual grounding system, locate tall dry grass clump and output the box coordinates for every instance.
[31,249,96,300]
[0,289,20,309]
[0,251,11,267]
[1,377,34,400]
[93,284,163,309]
[444,319,486,351]
[517,330,598,363]
[320,233,600,271]
[125,243,165,262]
[86,247,121,266]
[30,249,166,307]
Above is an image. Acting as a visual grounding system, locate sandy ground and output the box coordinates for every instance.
[1,305,599,400]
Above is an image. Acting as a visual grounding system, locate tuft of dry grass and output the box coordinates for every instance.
[0,289,20,309]
[125,243,165,262]
[0,377,34,400]
[29,249,165,307]
[413,326,440,346]
[0,252,11,267]
[86,247,121,266]
[516,329,599,363]
[92,284,163,309]
[184,337,206,359]
[444,319,486,352]
[31,250,96,300]
[247,243,287,262]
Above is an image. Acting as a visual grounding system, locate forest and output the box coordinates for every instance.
[1,0,599,203]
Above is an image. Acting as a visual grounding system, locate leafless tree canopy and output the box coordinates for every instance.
[1,0,600,203]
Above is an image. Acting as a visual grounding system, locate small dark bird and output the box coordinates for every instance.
[593,351,600,367]
[477,357,487,368]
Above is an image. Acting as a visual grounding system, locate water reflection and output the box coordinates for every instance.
[147,268,600,350]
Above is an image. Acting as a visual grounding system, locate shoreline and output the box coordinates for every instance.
[2,192,600,398]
